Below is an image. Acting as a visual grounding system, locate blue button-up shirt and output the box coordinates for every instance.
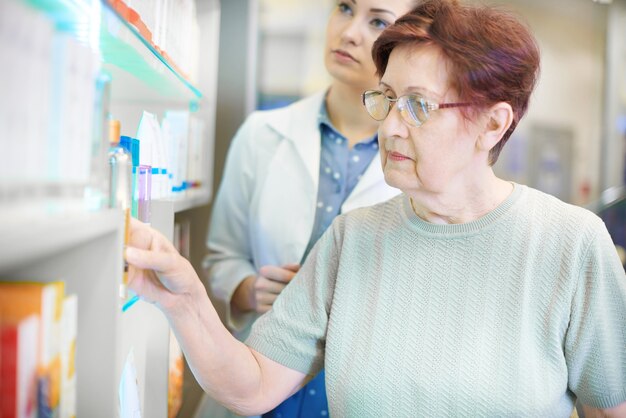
[302,102,379,259]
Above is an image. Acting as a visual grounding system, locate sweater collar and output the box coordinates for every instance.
[401,183,524,237]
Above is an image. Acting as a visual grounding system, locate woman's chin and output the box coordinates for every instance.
[383,171,413,192]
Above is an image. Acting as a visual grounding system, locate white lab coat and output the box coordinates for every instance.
[198,92,398,418]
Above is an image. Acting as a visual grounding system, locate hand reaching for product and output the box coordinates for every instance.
[124,218,201,312]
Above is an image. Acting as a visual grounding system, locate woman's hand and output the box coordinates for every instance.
[124,218,201,313]
[253,264,300,313]
[232,264,301,314]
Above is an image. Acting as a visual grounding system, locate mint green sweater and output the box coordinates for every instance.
[246,184,626,417]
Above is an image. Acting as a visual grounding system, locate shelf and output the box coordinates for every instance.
[0,189,207,272]
[173,187,212,213]
[27,0,202,104]
[152,189,211,214]
[1,2,216,417]
[0,208,122,273]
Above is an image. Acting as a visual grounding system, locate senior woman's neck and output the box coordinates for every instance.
[409,176,514,225]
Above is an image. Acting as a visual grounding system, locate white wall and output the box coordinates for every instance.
[258,0,332,97]
[490,0,608,204]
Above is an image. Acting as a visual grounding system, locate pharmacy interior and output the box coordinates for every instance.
[0,0,625,417]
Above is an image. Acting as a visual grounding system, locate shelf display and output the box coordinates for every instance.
[0,0,218,416]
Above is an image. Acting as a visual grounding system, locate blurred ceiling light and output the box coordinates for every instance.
[591,0,612,3]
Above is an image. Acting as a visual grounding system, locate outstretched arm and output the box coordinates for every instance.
[125,218,307,415]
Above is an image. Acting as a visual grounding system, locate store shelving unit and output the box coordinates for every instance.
[1,208,125,417]
[0,0,216,417]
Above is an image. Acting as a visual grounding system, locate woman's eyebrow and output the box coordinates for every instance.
[370,8,396,17]
[350,0,396,18]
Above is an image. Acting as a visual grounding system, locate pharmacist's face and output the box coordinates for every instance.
[325,0,413,90]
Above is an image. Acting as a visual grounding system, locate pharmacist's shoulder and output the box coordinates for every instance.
[243,92,325,140]
[259,91,325,121]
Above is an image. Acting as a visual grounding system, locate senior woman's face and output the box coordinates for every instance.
[377,44,483,195]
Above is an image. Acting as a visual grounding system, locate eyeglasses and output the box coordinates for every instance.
[362,90,471,127]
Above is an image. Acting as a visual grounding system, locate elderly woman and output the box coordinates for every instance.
[125,0,626,416]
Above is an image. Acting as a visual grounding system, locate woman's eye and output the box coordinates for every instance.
[370,18,389,30]
[338,2,353,16]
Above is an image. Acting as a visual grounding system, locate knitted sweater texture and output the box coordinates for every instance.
[246,184,626,417]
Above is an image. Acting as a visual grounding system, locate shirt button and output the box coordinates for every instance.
[309,389,316,395]
[326,206,333,213]
[352,155,360,163]
[335,138,342,145]
[321,411,328,416]
[317,201,324,208]
[333,172,340,180]
[373,143,379,149]
[325,167,332,174]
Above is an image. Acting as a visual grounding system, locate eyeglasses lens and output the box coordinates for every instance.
[400,96,428,127]
[364,91,430,126]
[364,92,389,121]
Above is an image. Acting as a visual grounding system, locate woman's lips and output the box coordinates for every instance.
[388,151,413,162]
[332,49,357,63]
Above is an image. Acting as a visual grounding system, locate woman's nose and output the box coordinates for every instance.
[340,17,364,46]
[379,102,408,140]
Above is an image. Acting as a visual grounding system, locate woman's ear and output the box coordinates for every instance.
[477,102,514,152]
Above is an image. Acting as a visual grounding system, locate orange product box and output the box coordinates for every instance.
[0,281,65,416]
[1,315,39,418]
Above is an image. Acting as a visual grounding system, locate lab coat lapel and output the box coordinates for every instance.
[266,92,325,191]
[257,93,325,265]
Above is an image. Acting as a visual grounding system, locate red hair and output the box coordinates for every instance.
[372,0,540,165]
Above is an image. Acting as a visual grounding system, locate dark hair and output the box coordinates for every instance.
[372,0,540,165]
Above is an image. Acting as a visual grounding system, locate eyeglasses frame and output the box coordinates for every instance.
[361,89,472,126]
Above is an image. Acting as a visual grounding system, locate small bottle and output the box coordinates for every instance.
[108,119,132,301]
[119,136,139,218]
[136,164,152,223]
[108,120,132,211]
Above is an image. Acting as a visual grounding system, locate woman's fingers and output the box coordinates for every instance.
[254,276,288,295]
[128,218,176,254]
[258,265,298,283]
[127,265,167,303]
[256,291,279,307]
[125,246,175,272]
[282,263,301,273]
[128,218,154,249]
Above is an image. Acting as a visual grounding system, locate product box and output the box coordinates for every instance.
[0,281,65,418]
[0,314,39,418]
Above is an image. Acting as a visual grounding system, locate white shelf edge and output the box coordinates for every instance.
[0,208,122,272]
[154,188,211,214]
